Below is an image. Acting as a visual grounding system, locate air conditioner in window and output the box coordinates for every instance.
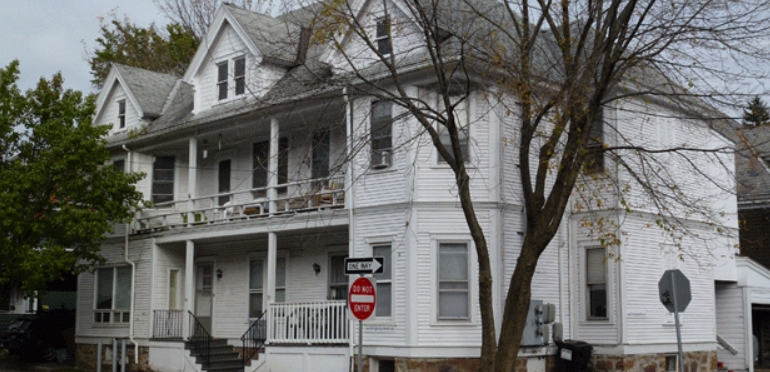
[372,149,391,170]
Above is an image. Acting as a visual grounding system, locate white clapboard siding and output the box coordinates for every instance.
[97,83,143,136]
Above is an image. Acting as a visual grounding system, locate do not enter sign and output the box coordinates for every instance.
[349,277,376,321]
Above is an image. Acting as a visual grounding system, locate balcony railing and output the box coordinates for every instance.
[135,176,344,233]
[268,301,349,344]
[153,309,184,339]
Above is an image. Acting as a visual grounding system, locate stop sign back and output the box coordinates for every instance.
[349,277,376,321]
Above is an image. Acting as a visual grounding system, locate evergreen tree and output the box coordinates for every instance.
[743,96,770,126]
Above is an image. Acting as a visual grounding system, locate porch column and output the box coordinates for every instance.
[188,137,198,224]
[266,232,277,305]
[183,240,194,339]
[268,118,278,213]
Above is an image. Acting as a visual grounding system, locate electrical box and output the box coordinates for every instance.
[521,300,556,346]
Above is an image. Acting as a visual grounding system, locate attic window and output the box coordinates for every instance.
[376,17,392,55]
[217,62,228,100]
[118,100,126,129]
[234,58,245,96]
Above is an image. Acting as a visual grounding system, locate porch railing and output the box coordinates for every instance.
[153,309,184,339]
[241,310,267,366]
[135,176,345,232]
[268,301,349,344]
[188,311,211,365]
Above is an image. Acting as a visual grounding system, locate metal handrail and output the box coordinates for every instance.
[188,311,211,367]
[241,310,268,367]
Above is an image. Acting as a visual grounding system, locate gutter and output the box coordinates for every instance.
[122,144,139,364]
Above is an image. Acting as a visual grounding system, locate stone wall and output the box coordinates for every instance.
[593,350,717,372]
[354,355,556,372]
[76,343,151,372]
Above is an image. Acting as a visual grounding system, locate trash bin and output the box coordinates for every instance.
[555,339,593,372]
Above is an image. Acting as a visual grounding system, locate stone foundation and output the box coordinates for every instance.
[354,355,556,372]
[76,343,152,372]
[593,350,718,372]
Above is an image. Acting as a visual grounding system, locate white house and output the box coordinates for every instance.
[74,2,742,372]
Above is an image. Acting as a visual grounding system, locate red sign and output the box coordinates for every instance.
[348,277,376,321]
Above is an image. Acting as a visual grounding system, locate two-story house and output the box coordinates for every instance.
[74,2,741,372]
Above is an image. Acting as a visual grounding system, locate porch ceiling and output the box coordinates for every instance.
[153,223,349,248]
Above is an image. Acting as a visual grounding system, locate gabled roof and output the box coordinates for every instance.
[736,125,770,206]
[112,64,178,118]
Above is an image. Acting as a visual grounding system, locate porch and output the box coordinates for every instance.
[151,300,350,345]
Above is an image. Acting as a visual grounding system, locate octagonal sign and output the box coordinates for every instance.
[658,269,691,313]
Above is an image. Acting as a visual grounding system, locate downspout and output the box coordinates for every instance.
[122,144,139,364]
[343,87,356,372]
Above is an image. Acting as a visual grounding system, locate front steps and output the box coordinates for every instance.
[185,338,243,372]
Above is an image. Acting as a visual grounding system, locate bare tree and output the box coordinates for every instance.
[154,0,273,40]
[296,0,770,370]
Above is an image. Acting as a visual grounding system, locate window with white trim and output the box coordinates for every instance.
[586,247,607,319]
[438,96,469,163]
[94,266,132,324]
[371,100,393,169]
[249,257,286,318]
[375,17,391,55]
[329,254,348,301]
[373,245,392,317]
[217,62,228,100]
[117,100,126,129]
[112,159,125,173]
[234,57,246,96]
[152,156,175,204]
[438,242,469,320]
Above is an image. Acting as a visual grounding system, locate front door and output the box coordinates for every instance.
[195,262,214,333]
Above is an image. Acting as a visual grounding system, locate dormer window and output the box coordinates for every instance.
[376,17,392,55]
[217,57,246,101]
[118,100,126,129]
[217,62,228,100]
[234,57,246,95]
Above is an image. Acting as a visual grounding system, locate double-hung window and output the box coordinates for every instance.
[438,243,469,320]
[112,159,125,173]
[234,57,246,96]
[94,267,132,325]
[376,17,392,55]
[586,247,607,319]
[217,62,228,100]
[117,100,126,129]
[152,156,175,204]
[329,254,348,301]
[249,257,286,318]
[438,97,470,163]
[373,245,392,317]
[371,100,393,169]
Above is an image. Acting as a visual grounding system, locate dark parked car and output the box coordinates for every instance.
[0,310,75,362]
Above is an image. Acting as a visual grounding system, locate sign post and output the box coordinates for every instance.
[349,276,376,372]
[658,269,691,372]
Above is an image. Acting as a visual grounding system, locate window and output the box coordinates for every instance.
[94,267,132,324]
[118,100,126,129]
[586,247,607,319]
[438,243,469,319]
[371,100,392,168]
[252,138,289,196]
[373,245,392,317]
[152,156,175,204]
[217,62,228,100]
[329,254,348,300]
[584,110,604,173]
[665,355,678,371]
[313,131,330,188]
[112,160,125,173]
[376,17,392,55]
[439,97,470,163]
[234,57,246,96]
[249,257,286,318]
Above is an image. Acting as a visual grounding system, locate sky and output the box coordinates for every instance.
[0,0,169,95]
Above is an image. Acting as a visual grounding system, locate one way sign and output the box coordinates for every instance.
[345,257,384,275]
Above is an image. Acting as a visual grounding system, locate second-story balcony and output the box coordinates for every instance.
[135,175,345,233]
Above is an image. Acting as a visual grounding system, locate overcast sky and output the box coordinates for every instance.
[0,0,168,94]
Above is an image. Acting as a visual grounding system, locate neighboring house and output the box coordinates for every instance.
[74,2,740,372]
[717,125,770,372]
